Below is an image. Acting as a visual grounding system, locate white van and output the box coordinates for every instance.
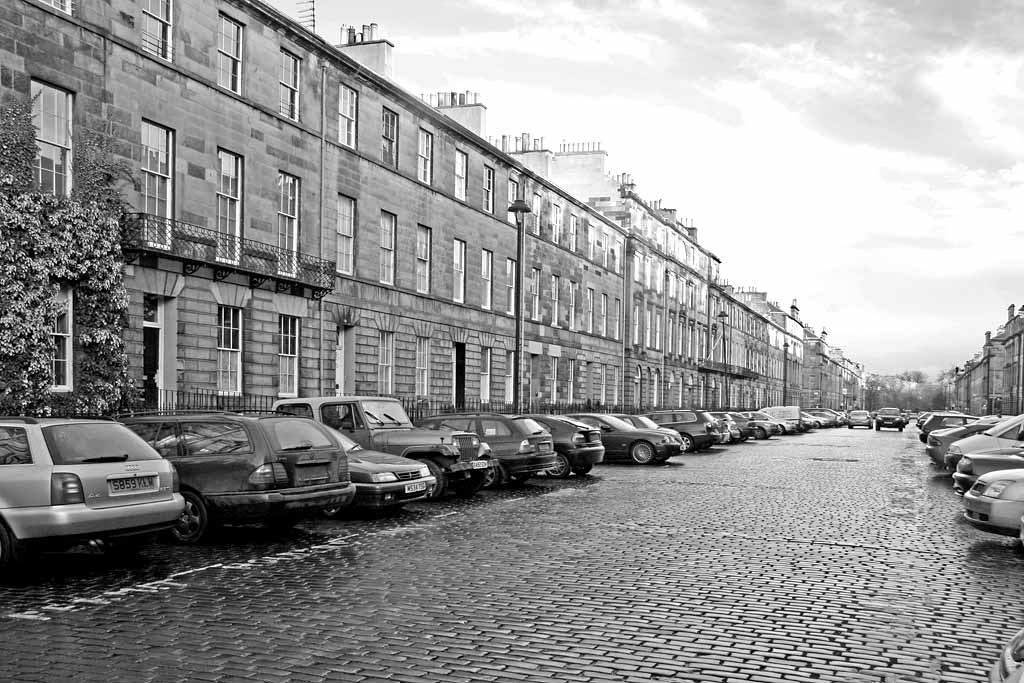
[759,406,804,433]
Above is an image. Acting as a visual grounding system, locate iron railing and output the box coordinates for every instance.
[122,213,335,297]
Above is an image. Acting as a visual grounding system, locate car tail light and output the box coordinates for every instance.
[705,424,715,434]
[572,433,585,446]
[51,473,85,506]
[248,462,290,488]
[518,439,535,454]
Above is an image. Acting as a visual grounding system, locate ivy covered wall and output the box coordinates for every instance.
[0,95,133,415]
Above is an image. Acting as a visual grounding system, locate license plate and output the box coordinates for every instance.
[109,475,156,494]
[472,460,489,469]
[404,481,427,493]
[296,465,329,485]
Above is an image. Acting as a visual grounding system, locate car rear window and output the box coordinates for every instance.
[180,421,253,455]
[511,417,546,435]
[850,411,869,417]
[878,409,900,415]
[267,419,335,450]
[42,423,162,464]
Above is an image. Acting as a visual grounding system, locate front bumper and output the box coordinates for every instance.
[962,494,1024,536]
[206,482,357,520]
[877,419,904,429]
[7,494,185,541]
[352,476,437,509]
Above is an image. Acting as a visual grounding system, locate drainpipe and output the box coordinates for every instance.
[620,233,629,409]
[317,64,327,395]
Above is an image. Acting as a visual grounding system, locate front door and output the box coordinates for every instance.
[335,327,354,396]
[453,343,466,410]
[142,294,162,408]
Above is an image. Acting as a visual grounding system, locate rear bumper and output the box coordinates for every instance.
[692,434,718,449]
[6,495,185,541]
[925,445,947,467]
[206,482,356,520]
[499,452,559,476]
[562,446,605,467]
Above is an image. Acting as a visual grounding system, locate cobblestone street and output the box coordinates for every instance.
[1,428,1021,682]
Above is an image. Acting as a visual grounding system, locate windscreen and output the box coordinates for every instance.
[360,400,413,427]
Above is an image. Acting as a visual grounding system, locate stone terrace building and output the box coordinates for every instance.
[4,0,629,409]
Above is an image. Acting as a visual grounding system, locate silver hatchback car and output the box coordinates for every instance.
[0,417,184,569]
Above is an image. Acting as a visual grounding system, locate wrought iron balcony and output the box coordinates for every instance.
[122,213,335,298]
[698,358,760,380]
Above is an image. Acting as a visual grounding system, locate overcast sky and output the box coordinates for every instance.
[269,0,1024,379]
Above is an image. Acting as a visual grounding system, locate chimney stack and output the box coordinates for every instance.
[1010,304,1017,321]
[337,21,394,80]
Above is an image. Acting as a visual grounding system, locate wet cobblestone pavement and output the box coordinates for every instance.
[2,427,1022,682]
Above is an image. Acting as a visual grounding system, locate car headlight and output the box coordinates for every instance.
[370,472,398,483]
[949,445,962,455]
[418,466,431,479]
[480,441,492,456]
[982,480,1015,498]
[958,457,972,472]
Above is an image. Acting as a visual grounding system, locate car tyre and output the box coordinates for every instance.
[874,425,880,431]
[170,490,209,544]
[422,459,446,499]
[629,441,656,465]
[0,520,24,571]
[572,464,594,476]
[898,427,904,432]
[482,461,505,488]
[755,427,768,440]
[547,453,572,479]
[679,434,694,452]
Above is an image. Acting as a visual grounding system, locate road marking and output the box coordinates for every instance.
[7,612,50,621]
[433,512,459,518]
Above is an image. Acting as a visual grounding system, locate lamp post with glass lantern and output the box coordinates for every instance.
[508,196,532,413]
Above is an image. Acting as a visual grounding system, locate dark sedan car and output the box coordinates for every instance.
[518,414,604,478]
[324,431,436,511]
[564,414,680,464]
[612,414,686,449]
[874,407,905,431]
[122,413,356,543]
[642,410,720,452]
[418,413,556,486]
[919,412,976,443]
[925,416,1005,468]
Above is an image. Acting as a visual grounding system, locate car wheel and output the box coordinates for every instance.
[547,453,572,479]
[629,441,656,465]
[898,427,904,432]
[170,490,209,544]
[482,461,505,488]
[423,459,446,499]
[0,521,25,571]
[679,434,694,452]
[755,427,768,440]
[848,425,852,429]
[874,425,880,431]
[572,464,594,476]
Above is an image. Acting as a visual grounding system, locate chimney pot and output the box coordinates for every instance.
[1009,304,1016,321]
[370,22,378,40]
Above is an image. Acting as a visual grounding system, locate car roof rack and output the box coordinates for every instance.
[0,416,39,424]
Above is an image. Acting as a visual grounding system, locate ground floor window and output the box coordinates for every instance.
[217,305,242,394]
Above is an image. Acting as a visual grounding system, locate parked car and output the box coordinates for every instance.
[760,406,806,433]
[709,412,746,442]
[874,407,905,431]
[121,412,355,543]
[274,396,489,499]
[847,410,873,429]
[990,625,1024,682]
[518,414,604,478]
[725,412,759,440]
[613,414,687,448]
[906,412,919,424]
[566,414,681,464]
[739,411,785,438]
[918,412,977,443]
[806,410,839,428]
[940,413,1018,465]
[961,467,1024,538]
[417,413,556,486]
[0,417,185,570]
[800,412,821,430]
[323,430,435,512]
[642,410,720,451]
[952,448,1024,495]
[925,416,1006,468]
[916,412,933,429]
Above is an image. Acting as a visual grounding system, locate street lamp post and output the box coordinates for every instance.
[508,196,532,414]
[782,340,789,405]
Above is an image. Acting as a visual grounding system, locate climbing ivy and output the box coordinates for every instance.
[0,93,133,415]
